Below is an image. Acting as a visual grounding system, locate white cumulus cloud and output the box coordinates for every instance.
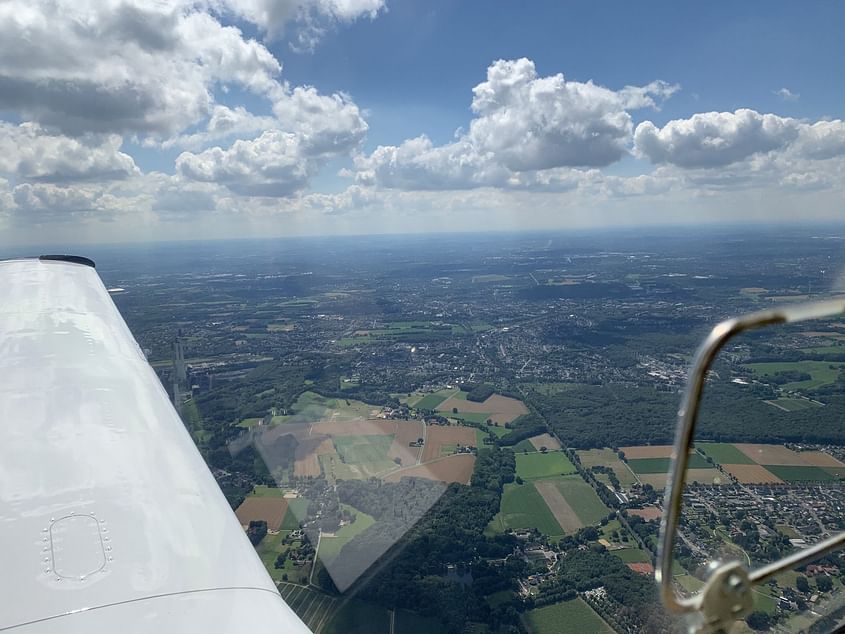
[0,122,138,182]
[176,130,313,196]
[634,109,801,168]
[357,58,678,190]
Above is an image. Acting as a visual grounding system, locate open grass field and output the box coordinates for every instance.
[763,464,836,482]
[697,443,755,465]
[534,479,582,534]
[333,434,394,466]
[628,454,710,474]
[282,497,309,529]
[675,575,706,593]
[721,464,783,484]
[613,548,651,563]
[529,433,562,451]
[235,496,288,531]
[318,506,375,567]
[523,598,613,634]
[576,448,638,487]
[279,391,380,424]
[382,453,476,484]
[489,481,563,537]
[414,389,456,411]
[422,425,477,462]
[516,451,577,479]
[437,393,528,424]
[744,360,845,390]
[553,475,609,526]
[512,438,538,453]
[765,397,822,411]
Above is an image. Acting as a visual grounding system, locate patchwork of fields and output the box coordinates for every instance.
[697,442,845,483]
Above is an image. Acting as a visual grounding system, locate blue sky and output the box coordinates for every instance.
[0,0,844,245]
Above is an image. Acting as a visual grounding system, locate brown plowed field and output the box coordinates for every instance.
[534,479,581,533]
[386,419,425,467]
[722,464,783,484]
[796,451,845,468]
[422,425,477,462]
[628,507,662,521]
[382,454,475,484]
[734,444,807,465]
[437,394,528,424]
[620,445,675,459]
[529,433,562,451]
[294,454,321,477]
[235,496,289,531]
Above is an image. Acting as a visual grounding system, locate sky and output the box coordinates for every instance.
[0,0,844,246]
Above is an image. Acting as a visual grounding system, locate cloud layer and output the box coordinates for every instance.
[0,2,844,242]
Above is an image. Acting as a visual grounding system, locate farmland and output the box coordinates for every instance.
[421,425,477,462]
[696,443,755,465]
[627,454,710,474]
[744,360,845,391]
[488,481,564,537]
[437,392,528,424]
[515,451,577,479]
[382,453,476,484]
[552,475,609,526]
[523,598,613,634]
[576,448,638,486]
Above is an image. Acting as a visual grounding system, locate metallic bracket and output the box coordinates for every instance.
[657,299,845,631]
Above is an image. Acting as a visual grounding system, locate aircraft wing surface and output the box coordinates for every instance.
[0,257,310,633]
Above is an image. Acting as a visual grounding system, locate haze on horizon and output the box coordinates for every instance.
[0,1,844,247]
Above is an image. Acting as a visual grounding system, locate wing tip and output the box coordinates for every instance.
[38,255,96,268]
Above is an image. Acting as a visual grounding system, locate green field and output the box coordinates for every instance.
[274,391,377,424]
[768,397,821,411]
[675,575,705,593]
[576,448,638,487]
[450,411,494,424]
[488,482,563,537]
[333,434,394,465]
[745,360,845,391]
[613,548,651,563]
[255,531,297,581]
[696,443,755,465]
[318,505,376,567]
[763,464,836,482]
[512,438,538,453]
[324,599,390,634]
[414,391,454,410]
[282,497,310,529]
[628,454,710,474]
[554,475,609,525]
[523,598,613,634]
[515,451,577,479]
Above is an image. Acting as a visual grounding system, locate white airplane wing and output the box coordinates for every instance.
[0,257,310,633]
